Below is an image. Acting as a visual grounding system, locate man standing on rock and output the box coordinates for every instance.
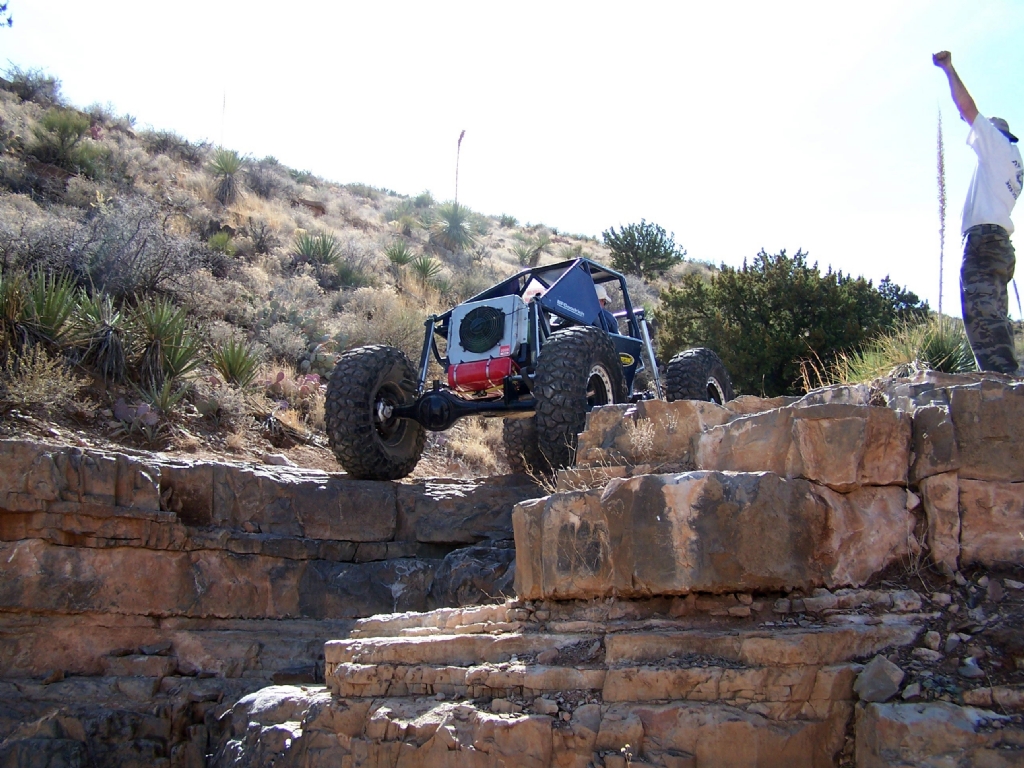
[934,50,1023,374]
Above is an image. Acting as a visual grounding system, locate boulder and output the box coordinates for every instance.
[909,406,960,483]
[948,381,1024,482]
[917,472,960,572]
[513,471,912,600]
[853,655,904,702]
[696,403,910,492]
[855,702,1018,768]
[960,479,1024,566]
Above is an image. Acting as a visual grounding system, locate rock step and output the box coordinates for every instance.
[327,620,923,669]
[328,659,859,714]
[218,689,854,767]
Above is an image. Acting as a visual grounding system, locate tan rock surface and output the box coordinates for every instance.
[918,472,960,572]
[960,479,1024,566]
[949,380,1024,482]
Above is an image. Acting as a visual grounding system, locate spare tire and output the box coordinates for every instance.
[534,326,626,469]
[665,347,734,404]
[325,345,425,480]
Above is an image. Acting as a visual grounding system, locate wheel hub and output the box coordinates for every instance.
[586,364,614,407]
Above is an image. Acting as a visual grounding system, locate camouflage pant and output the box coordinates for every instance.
[961,224,1018,373]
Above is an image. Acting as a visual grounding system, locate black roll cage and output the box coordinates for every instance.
[413,257,650,397]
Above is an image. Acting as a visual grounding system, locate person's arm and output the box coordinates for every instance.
[933,51,979,124]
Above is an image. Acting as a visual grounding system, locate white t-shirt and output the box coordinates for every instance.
[962,113,1023,235]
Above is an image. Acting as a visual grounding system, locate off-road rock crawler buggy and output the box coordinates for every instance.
[325,257,733,480]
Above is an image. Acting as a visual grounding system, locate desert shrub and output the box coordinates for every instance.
[73,292,130,383]
[4,65,62,106]
[73,198,207,300]
[241,218,279,256]
[211,336,262,388]
[28,108,103,176]
[335,287,424,359]
[246,159,289,200]
[0,347,85,412]
[602,219,685,279]
[0,270,28,366]
[265,322,307,363]
[209,148,245,205]
[557,243,587,260]
[207,231,237,256]
[289,168,318,185]
[141,130,209,166]
[413,190,434,208]
[430,201,476,253]
[498,214,518,228]
[335,260,372,289]
[346,183,377,200]
[658,249,929,397]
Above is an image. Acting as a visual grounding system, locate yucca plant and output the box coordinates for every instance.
[511,233,551,267]
[292,230,341,279]
[211,337,262,388]
[384,240,415,267]
[131,296,204,388]
[210,148,246,205]
[137,378,189,415]
[74,293,130,383]
[430,201,476,253]
[410,254,443,284]
[24,271,79,346]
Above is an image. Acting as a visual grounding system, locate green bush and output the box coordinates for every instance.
[207,231,237,256]
[602,220,684,279]
[5,65,62,105]
[413,190,434,208]
[28,108,103,176]
[498,214,518,228]
[511,233,551,267]
[657,249,929,397]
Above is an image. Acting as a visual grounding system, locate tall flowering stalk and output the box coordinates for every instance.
[455,130,465,205]
[937,108,947,315]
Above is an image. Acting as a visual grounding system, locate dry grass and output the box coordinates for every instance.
[0,347,86,412]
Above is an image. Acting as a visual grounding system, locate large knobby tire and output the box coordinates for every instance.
[665,347,734,404]
[325,345,426,480]
[502,416,549,475]
[534,326,627,470]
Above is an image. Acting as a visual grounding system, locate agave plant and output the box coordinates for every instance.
[210,148,246,205]
[292,230,341,278]
[211,336,262,388]
[430,201,476,253]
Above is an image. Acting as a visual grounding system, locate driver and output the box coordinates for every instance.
[595,284,619,334]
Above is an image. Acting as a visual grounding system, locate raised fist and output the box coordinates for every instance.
[933,51,952,68]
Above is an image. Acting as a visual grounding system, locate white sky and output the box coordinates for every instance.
[2,0,1023,316]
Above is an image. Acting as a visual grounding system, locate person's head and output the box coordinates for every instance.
[595,283,609,306]
[991,117,1019,143]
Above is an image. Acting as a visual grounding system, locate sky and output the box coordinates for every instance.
[2,1,1023,317]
